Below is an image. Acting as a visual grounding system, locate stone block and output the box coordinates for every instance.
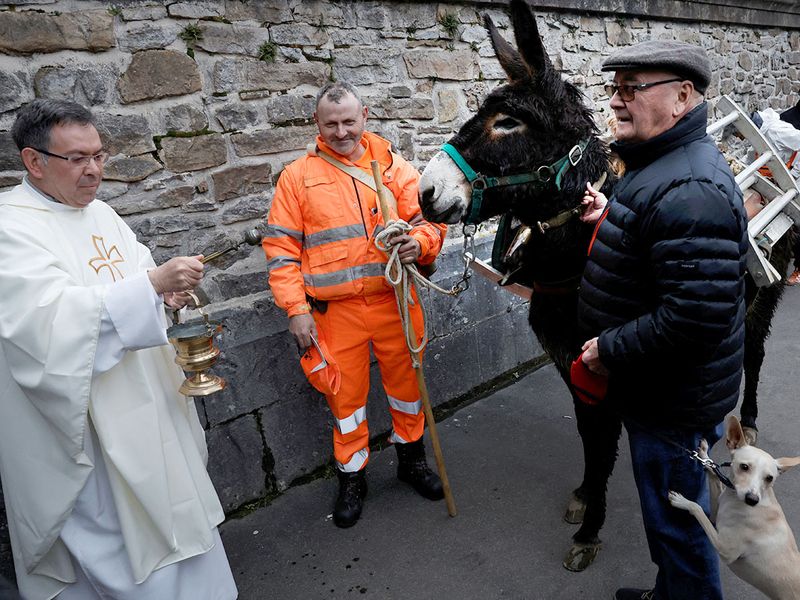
[0,8,114,55]
[108,185,193,216]
[94,112,156,156]
[0,175,23,190]
[223,0,292,24]
[0,70,32,114]
[220,195,266,224]
[168,0,225,19]
[118,50,202,104]
[195,22,272,56]
[102,155,163,182]
[120,5,168,21]
[259,395,332,487]
[160,133,227,173]
[34,64,117,107]
[270,23,330,46]
[365,96,435,120]
[231,125,317,157]
[213,163,273,202]
[334,46,401,68]
[163,103,209,133]
[204,327,308,424]
[292,1,345,28]
[206,414,268,512]
[215,95,315,131]
[209,257,270,301]
[423,326,483,404]
[329,28,379,47]
[212,58,328,94]
[386,3,438,29]
[117,22,178,52]
[404,48,475,80]
[0,133,24,172]
[351,1,388,29]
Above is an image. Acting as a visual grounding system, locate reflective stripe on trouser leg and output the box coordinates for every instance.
[370,293,425,445]
[314,300,372,472]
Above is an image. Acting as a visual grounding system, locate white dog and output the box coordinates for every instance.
[669,415,800,599]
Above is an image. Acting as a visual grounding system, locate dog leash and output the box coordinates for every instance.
[626,417,735,490]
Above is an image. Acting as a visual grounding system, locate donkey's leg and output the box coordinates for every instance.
[741,281,784,444]
[563,399,622,571]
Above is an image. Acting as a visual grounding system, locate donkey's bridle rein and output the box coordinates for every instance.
[440,139,590,226]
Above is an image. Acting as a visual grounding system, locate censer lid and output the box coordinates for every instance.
[167,321,219,341]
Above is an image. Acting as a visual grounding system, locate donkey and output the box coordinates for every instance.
[419,0,791,572]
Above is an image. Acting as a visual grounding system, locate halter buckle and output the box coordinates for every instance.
[472,176,488,190]
[568,144,584,166]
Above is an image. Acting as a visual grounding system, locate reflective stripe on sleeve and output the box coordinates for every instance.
[387,395,422,415]
[265,224,304,241]
[334,406,367,435]
[338,447,369,473]
[305,224,366,248]
[303,262,387,288]
[267,256,302,270]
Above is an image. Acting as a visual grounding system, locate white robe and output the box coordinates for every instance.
[0,181,235,600]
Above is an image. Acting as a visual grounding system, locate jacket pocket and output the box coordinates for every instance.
[307,244,348,269]
[304,173,345,224]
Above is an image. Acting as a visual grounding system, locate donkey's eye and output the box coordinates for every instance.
[494,117,521,131]
[740,463,749,471]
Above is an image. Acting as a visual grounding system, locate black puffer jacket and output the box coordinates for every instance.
[578,103,748,428]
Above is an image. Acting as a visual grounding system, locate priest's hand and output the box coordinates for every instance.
[148,255,204,295]
[580,337,609,376]
[164,291,195,309]
[289,313,317,353]
[388,234,421,264]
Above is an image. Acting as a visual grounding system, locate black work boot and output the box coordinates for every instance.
[395,439,444,500]
[333,469,367,528]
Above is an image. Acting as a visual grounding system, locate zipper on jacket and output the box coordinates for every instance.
[351,178,369,239]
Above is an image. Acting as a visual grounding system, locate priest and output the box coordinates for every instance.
[0,99,238,599]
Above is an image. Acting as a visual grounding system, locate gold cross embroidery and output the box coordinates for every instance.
[88,235,126,281]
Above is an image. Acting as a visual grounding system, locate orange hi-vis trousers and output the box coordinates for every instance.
[313,291,425,473]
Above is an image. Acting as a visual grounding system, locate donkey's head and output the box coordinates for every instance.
[420,0,608,226]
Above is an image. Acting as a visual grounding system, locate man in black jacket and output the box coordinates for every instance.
[578,41,748,600]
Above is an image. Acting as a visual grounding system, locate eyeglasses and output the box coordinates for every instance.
[33,147,110,167]
[604,78,684,102]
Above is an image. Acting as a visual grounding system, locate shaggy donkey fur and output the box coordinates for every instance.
[419,0,791,571]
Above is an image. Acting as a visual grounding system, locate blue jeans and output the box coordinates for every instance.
[625,419,723,600]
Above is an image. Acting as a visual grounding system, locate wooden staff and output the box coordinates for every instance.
[370,160,457,517]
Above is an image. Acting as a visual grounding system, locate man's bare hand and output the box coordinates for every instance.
[148,255,204,295]
[163,291,196,309]
[580,182,608,224]
[289,313,317,353]
[388,234,421,264]
[580,337,609,376]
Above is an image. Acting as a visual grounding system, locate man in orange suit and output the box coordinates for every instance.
[263,81,447,528]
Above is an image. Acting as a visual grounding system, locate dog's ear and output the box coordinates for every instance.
[776,457,800,474]
[725,415,747,450]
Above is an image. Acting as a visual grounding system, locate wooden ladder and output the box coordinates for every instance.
[707,95,800,287]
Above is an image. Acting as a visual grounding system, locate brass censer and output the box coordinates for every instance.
[167,291,226,396]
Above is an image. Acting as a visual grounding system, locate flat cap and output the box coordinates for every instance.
[601,40,711,94]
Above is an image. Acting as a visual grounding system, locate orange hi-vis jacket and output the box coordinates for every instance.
[263,131,447,317]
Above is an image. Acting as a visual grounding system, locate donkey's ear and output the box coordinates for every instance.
[776,457,800,474]
[484,13,531,82]
[510,0,551,75]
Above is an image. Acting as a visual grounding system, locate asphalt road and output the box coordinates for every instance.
[222,285,800,600]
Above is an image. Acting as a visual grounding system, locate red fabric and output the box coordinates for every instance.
[300,330,341,396]
[570,352,608,405]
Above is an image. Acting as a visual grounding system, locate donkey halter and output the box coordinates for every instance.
[441,140,590,229]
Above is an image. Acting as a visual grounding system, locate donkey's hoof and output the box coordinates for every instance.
[563,493,586,524]
[743,426,758,446]
[562,541,601,572]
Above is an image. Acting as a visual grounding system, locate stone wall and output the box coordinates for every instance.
[0,0,798,585]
